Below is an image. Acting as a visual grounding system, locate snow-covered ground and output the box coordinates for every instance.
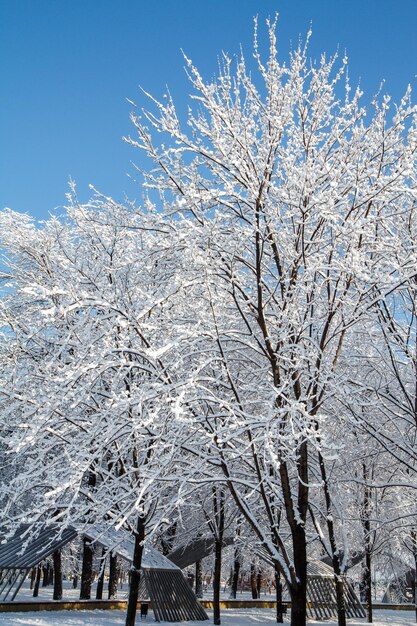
[0,609,414,626]
[5,579,281,603]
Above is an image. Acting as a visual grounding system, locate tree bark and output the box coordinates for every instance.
[195,559,203,598]
[250,562,258,599]
[96,547,107,600]
[256,569,262,597]
[80,537,94,599]
[362,464,373,622]
[230,549,241,599]
[108,553,118,599]
[42,563,49,587]
[52,550,63,601]
[30,568,36,590]
[290,524,308,626]
[290,583,307,626]
[335,578,347,626]
[212,485,225,626]
[213,538,223,625]
[275,565,284,623]
[362,552,373,622]
[33,566,41,597]
[125,514,145,626]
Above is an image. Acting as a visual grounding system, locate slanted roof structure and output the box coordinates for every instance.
[84,524,179,570]
[0,523,208,621]
[85,525,208,622]
[0,524,77,601]
[306,561,365,621]
[167,536,234,569]
[254,547,365,621]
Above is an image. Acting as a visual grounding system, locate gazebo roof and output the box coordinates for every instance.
[0,524,77,569]
[84,524,179,570]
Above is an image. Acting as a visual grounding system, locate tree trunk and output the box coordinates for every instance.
[42,563,49,587]
[362,552,373,623]
[290,583,307,626]
[211,484,225,626]
[275,565,284,623]
[108,553,118,599]
[96,547,107,600]
[33,566,41,597]
[256,569,262,597]
[230,549,241,599]
[195,559,203,598]
[30,568,36,590]
[72,574,78,589]
[362,464,373,622]
[213,537,222,625]
[52,550,63,600]
[80,537,94,599]
[250,562,258,599]
[125,514,145,626]
[335,578,347,626]
[290,525,308,626]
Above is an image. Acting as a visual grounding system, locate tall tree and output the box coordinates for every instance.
[0,196,187,626]
[126,19,417,625]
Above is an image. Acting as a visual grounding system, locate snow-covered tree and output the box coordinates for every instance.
[0,193,193,625]
[1,18,417,626]
[126,19,417,626]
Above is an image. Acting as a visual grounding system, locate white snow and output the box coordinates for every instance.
[0,609,414,626]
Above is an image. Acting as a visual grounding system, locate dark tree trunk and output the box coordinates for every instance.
[290,525,308,626]
[275,565,284,623]
[96,547,107,600]
[48,564,54,586]
[256,570,262,597]
[290,583,307,626]
[213,538,223,625]
[33,566,41,597]
[195,559,203,598]
[52,550,63,600]
[250,562,258,599]
[42,563,49,587]
[80,537,94,600]
[72,574,78,589]
[30,568,36,590]
[362,464,373,623]
[212,485,225,626]
[335,578,347,626]
[125,514,145,626]
[230,549,241,599]
[108,553,118,599]
[362,552,373,622]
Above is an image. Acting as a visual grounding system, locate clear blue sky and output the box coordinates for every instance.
[2,0,417,220]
